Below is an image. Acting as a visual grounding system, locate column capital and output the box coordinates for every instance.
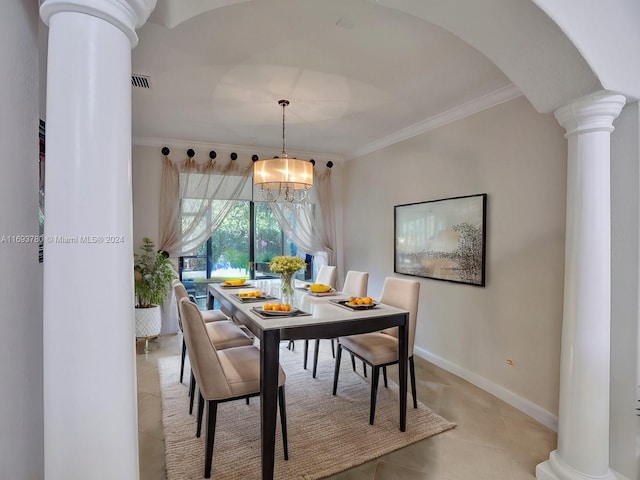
[554,90,626,138]
[40,0,156,47]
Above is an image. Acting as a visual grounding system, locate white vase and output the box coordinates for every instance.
[135,305,161,353]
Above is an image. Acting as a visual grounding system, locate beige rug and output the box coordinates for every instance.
[158,342,455,480]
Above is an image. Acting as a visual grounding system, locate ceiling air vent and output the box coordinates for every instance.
[131,74,151,89]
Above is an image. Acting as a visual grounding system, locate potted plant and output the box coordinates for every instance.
[134,237,176,351]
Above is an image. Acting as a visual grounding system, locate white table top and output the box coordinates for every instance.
[209,280,408,331]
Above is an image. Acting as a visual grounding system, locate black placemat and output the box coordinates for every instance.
[328,299,379,311]
[250,307,311,318]
[230,294,277,303]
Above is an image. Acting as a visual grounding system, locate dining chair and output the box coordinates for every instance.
[332,276,420,425]
[175,280,227,384]
[305,270,369,378]
[315,265,337,288]
[179,298,289,478]
[301,265,338,373]
[173,280,254,414]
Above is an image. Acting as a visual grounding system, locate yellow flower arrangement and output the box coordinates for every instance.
[269,256,306,302]
[268,255,306,275]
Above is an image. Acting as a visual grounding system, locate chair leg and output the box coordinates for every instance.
[332,344,343,395]
[196,391,204,437]
[189,372,196,415]
[370,366,380,425]
[410,355,418,408]
[278,386,289,460]
[350,353,356,372]
[246,397,250,405]
[331,338,335,358]
[363,361,367,378]
[303,340,309,370]
[383,366,388,388]
[180,339,187,384]
[312,339,320,378]
[204,401,218,479]
[287,340,295,351]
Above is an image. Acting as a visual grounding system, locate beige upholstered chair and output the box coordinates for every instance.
[305,270,370,378]
[179,298,288,478]
[300,265,337,374]
[173,280,229,323]
[173,280,253,391]
[315,265,337,288]
[333,277,420,425]
[342,270,369,297]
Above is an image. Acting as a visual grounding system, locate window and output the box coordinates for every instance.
[179,200,311,306]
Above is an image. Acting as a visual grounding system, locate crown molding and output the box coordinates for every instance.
[134,84,521,163]
[345,84,523,160]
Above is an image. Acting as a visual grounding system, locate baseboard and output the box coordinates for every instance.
[414,346,558,432]
[612,468,631,480]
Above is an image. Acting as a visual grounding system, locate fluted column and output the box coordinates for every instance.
[537,91,626,480]
[39,1,155,479]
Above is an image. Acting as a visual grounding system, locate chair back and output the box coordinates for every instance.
[315,265,337,288]
[179,298,232,400]
[173,281,190,330]
[173,281,189,302]
[379,277,420,356]
[342,271,369,297]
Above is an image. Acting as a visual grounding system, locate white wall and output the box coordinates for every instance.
[0,2,44,478]
[132,145,163,246]
[343,96,567,425]
[610,101,640,480]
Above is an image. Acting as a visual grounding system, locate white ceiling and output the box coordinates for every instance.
[132,0,515,158]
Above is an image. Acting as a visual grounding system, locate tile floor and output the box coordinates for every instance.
[136,334,556,480]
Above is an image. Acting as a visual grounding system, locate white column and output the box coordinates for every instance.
[39,1,155,479]
[537,91,626,480]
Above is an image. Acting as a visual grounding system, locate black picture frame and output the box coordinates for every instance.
[394,193,487,286]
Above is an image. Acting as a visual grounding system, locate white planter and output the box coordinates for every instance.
[135,305,161,352]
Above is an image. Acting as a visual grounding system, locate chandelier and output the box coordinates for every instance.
[254,99,314,202]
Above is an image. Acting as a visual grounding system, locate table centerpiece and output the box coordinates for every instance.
[268,255,306,304]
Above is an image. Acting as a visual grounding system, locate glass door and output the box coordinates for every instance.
[183,200,297,305]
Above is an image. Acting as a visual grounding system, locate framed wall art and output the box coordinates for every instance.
[394,193,487,286]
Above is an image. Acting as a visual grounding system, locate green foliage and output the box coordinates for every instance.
[222,247,249,271]
[208,201,284,271]
[134,237,177,308]
[210,202,249,270]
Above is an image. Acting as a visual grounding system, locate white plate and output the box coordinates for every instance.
[220,282,250,288]
[308,288,337,296]
[330,299,379,310]
[255,307,301,316]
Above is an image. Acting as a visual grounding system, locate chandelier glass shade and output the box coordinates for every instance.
[254,99,313,202]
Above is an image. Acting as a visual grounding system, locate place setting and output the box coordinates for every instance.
[218,279,253,289]
[329,296,379,311]
[250,302,311,319]
[229,289,277,303]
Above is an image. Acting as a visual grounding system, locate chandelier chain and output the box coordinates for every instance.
[280,99,289,157]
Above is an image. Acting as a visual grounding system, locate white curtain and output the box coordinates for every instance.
[268,165,336,283]
[157,153,252,334]
[159,155,252,256]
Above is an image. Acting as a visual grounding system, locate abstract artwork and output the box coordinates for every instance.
[394,194,487,286]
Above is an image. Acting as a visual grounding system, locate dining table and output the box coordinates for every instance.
[207,279,410,480]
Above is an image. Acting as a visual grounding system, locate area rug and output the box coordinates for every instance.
[158,342,455,480]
